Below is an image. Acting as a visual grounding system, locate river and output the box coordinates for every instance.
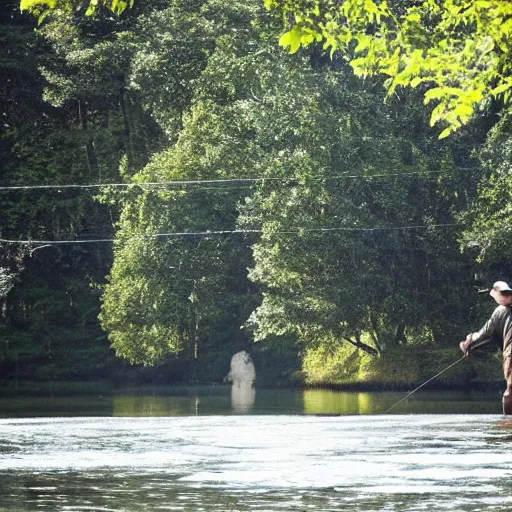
[1,386,511,511]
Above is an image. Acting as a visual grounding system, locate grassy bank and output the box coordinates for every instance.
[302,344,504,391]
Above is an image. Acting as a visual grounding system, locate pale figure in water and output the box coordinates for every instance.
[227,351,256,412]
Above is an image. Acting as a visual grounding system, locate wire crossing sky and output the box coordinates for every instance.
[0,169,478,191]
[0,171,465,246]
[0,224,458,246]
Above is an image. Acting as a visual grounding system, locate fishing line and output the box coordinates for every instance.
[383,355,467,414]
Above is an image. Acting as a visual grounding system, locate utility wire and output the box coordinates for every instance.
[0,223,457,246]
[0,169,478,191]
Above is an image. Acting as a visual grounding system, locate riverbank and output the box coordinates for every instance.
[300,345,504,391]
[0,344,505,396]
[0,365,504,398]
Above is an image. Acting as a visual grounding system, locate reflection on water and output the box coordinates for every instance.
[113,395,202,416]
[2,415,512,511]
[113,386,257,416]
[231,382,256,413]
[303,389,374,415]
[303,389,503,415]
[0,388,508,511]
[0,386,504,417]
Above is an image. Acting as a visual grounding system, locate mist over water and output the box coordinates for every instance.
[1,388,511,511]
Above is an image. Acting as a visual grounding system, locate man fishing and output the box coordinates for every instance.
[459,281,512,413]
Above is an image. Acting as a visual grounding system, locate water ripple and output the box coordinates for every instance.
[1,415,512,510]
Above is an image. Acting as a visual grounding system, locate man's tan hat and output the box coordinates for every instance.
[493,281,512,292]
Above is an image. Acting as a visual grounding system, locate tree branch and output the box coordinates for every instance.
[342,335,378,356]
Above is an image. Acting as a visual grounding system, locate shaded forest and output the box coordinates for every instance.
[2,0,512,389]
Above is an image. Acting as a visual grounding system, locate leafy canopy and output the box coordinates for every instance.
[20,0,133,19]
[266,0,512,138]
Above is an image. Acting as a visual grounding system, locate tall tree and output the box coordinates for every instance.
[237,64,484,354]
[99,0,265,369]
[0,0,157,382]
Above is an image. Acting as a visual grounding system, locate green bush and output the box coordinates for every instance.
[303,342,503,389]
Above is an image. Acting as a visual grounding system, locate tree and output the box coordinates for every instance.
[99,0,265,368]
[99,102,260,366]
[238,67,483,354]
[5,0,498,387]
[265,0,512,138]
[98,0,487,367]
[0,0,148,383]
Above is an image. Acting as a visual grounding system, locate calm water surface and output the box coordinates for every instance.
[1,387,511,511]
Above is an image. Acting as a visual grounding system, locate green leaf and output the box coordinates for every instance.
[405,12,421,23]
[410,77,422,88]
[491,82,512,97]
[438,126,453,139]
[279,27,302,54]
[453,103,474,119]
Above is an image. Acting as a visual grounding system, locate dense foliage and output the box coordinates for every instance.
[21,0,133,19]
[1,0,511,388]
[266,0,512,138]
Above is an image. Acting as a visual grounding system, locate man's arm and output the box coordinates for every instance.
[460,306,504,355]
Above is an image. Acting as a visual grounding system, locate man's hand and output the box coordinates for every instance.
[459,334,472,357]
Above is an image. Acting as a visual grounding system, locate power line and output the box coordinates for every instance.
[0,169,478,191]
[0,179,261,191]
[0,223,457,245]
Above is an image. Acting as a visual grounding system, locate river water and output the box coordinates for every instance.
[1,386,512,511]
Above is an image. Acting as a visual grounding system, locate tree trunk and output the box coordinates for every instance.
[369,312,384,351]
[78,99,99,176]
[394,321,406,345]
[119,89,135,174]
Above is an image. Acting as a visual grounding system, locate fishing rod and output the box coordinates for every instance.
[383,355,467,414]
